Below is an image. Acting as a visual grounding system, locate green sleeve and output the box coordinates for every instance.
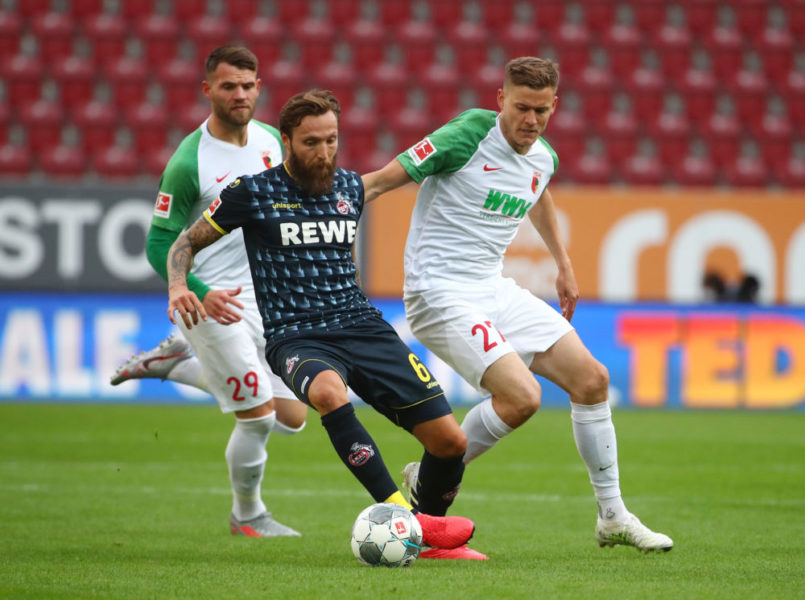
[397,109,497,182]
[146,225,211,301]
[254,120,284,162]
[538,137,559,172]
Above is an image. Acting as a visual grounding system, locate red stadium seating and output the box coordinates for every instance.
[468,63,504,110]
[275,0,312,26]
[221,0,262,25]
[104,56,149,112]
[18,99,64,152]
[73,100,118,154]
[186,16,232,63]
[176,102,210,135]
[676,150,719,187]
[781,70,805,130]
[395,20,437,72]
[498,22,541,62]
[120,0,156,20]
[143,144,177,178]
[239,17,283,67]
[624,64,665,122]
[754,25,795,82]
[388,104,432,151]
[136,15,181,67]
[726,68,768,130]
[652,22,694,81]
[601,22,642,76]
[365,61,410,118]
[775,156,805,188]
[702,110,742,169]
[83,13,128,69]
[0,103,8,144]
[125,102,170,154]
[39,144,87,179]
[313,60,359,110]
[677,66,718,129]
[599,107,639,167]
[702,23,744,81]
[544,108,586,162]
[481,0,517,30]
[752,113,794,169]
[158,58,203,110]
[552,22,592,85]
[31,12,74,63]
[69,0,104,19]
[378,1,412,27]
[419,62,462,125]
[534,1,564,32]
[426,0,465,30]
[93,145,141,178]
[344,19,387,71]
[723,153,770,188]
[566,152,613,185]
[325,0,363,28]
[583,0,617,35]
[682,0,719,37]
[264,60,305,114]
[1,54,44,108]
[293,18,336,70]
[0,12,22,60]
[633,0,668,34]
[648,111,691,170]
[341,106,380,166]
[174,0,208,20]
[791,2,805,37]
[52,56,96,110]
[0,143,33,176]
[620,151,666,186]
[448,21,490,73]
[575,61,615,122]
[734,0,768,37]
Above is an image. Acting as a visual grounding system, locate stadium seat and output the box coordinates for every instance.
[584,0,617,35]
[426,0,465,30]
[620,149,666,186]
[379,1,412,27]
[781,70,805,130]
[186,15,232,63]
[388,103,433,152]
[395,20,437,72]
[293,18,336,70]
[469,62,504,110]
[325,0,363,28]
[534,0,564,32]
[652,22,694,81]
[82,13,128,69]
[173,0,208,20]
[120,0,156,20]
[676,144,719,187]
[264,60,305,115]
[774,156,805,188]
[791,2,805,37]
[752,112,794,169]
[344,19,387,71]
[365,61,409,119]
[51,56,96,110]
[313,60,359,111]
[575,60,615,122]
[682,0,718,37]
[624,62,665,122]
[599,105,639,167]
[220,0,262,25]
[552,22,592,85]
[240,17,283,67]
[702,21,743,81]
[566,151,612,185]
[677,66,717,130]
[341,106,380,166]
[0,12,22,60]
[93,145,141,179]
[73,99,118,155]
[176,102,210,135]
[104,56,149,112]
[754,25,795,82]
[69,0,104,19]
[18,99,64,152]
[125,102,170,154]
[143,144,177,178]
[275,0,312,26]
[1,54,45,109]
[602,21,643,76]
[448,21,490,73]
[702,109,742,169]
[158,58,203,110]
[648,110,691,170]
[632,0,668,34]
[0,103,8,144]
[419,62,462,125]
[0,143,33,176]
[734,0,768,37]
[39,144,87,179]
[722,152,770,188]
[726,67,768,130]
[135,15,181,67]
[481,0,516,30]
[498,22,540,61]
[543,107,586,163]
[31,12,75,63]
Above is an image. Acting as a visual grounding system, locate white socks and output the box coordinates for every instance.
[272,419,306,436]
[461,398,513,464]
[165,357,209,391]
[225,412,276,521]
[570,401,628,521]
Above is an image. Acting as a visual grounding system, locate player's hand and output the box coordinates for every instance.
[202,287,245,325]
[556,267,579,322]
[168,285,207,329]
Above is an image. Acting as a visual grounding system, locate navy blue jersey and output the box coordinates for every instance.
[204,164,381,351]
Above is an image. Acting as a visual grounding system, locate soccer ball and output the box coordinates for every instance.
[350,502,423,567]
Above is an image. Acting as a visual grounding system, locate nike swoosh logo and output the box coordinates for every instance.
[599,464,614,471]
[215,171,232,183]
[483,164,503,171]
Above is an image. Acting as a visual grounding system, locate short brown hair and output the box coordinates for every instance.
[278,90,341,138]
[205,45,258,76]
[504,57,560,91]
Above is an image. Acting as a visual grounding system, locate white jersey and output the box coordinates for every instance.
[397,109,558,292]
[151,118,283,289]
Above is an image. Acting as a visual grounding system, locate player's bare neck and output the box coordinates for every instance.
[207,117,249,147]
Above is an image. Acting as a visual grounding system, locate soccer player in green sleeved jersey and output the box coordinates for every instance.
[111,46,309,538]
[363,57,674,553]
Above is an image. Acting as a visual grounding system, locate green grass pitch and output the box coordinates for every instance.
[1,403,803,599]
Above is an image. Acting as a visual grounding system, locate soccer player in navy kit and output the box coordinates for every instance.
[165,90,485,560]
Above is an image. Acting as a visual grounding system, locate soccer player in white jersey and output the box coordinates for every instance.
[363,56,673,553]
[111,46,308,537]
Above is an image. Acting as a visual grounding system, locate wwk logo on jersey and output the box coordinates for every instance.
[208,197,222,216]
[482,189,533,220]
[154,192,172,218]
[409,137,437,166]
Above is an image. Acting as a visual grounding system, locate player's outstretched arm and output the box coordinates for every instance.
[167,216,223,329]
[528,187,579,321]
[362,158,414,203]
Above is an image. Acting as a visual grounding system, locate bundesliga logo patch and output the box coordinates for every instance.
[408,137,437,166]
[207,197,222,216]
[154,192,172,218]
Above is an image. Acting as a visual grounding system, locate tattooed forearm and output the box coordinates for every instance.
[167,217,224,288]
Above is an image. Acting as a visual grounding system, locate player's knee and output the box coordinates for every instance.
[425,426,467,458]
[576,361,609,402]
[275,397,308,429]
[307,372,349,415]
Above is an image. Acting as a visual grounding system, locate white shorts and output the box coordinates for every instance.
[404,277,574,392]
[177,287,297,413]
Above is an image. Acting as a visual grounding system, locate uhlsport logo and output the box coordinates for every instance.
[348,442,375,466]
[285,354,299,374]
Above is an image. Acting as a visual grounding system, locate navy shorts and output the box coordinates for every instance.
[267,316,452,431]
